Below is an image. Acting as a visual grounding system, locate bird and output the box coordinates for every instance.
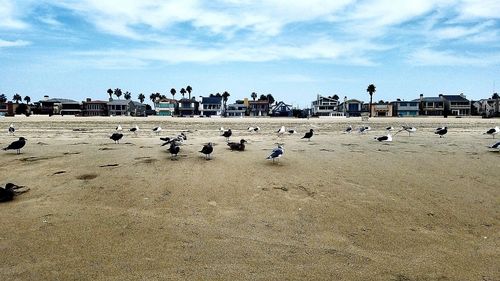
[219,127,225,135]
[248,126,260,133]
[8,124,15,135]
[277,126,286,137]
[168,142,180,158]
[222,129,232,141]
[129,125,139,135]
[288,129,297,134]
[484,126,499,139]
[227,139,247,151]
[489,141,500,149]
[374,134,392,142]
[435,126,448,138]
[345,125,353,134]
[3,137,27,154]
[402,126,417,137]
[116,124,123,131]
[152,126,162,135]
[200,142,214,159]
[267,144,285,163]
[248,126,255,132]
[0,183,29,203]
[386,126,395,132]
[359,126,371,134]
[301,129,314,141]
[110,133,123,144]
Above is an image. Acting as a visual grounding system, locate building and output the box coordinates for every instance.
[369,101,393,117]
[155,98,177,116]
[82,99,108,116]
[0,102,8,116]
[248,100,270,117]
[391,100,419,117]
[415,94,471,116]
[178,98,198,116]
[442,94,471,116]
[107,100,146,116]
[473,98,497,117]
[311,95,340,116]
[40,97,82,115]
[339,98,364,117]
[270,101,293,117]
[226,103,247,117]
[414,95,444,116]
[199,96,223,117]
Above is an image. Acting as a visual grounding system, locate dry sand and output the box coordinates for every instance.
[0,116,499,280]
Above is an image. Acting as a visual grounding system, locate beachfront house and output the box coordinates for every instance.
[39,97,82,115]
[339,98,364,117]
[0,101,8,116]
[415,94,471,117]
[442,94,471,116]
[311,95,340,117]
[391,100,419,117]
[226,103,247,117]
[82,98,108,116]
[107,100,146,116]
[178,98,198,117]
[414,94,444,116]
[248,100,270,117]
[155,98,177,116]
[473,98,497,117]
[199,96,223,117]
[370,101,393,117]
[270,101,293,117]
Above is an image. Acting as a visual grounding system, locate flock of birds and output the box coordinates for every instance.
[2,123,500,163]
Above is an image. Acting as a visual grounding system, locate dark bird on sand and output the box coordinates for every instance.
[200,142,214,159]
[3,137,27,154]
[168,142,180,158]
[110,133,123,144]
[435,126,448,138]
[301,129,314,141]
[227,139,247,151]
[130,125,139,134]
[484,126,499,138]
[222,129,232,141]
[345,125,353,133]
[0,183,30,203]
[152,126,162,135]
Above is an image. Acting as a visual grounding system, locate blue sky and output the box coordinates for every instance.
[0,0,499,108]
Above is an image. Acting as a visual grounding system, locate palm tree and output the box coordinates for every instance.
[332,94,339,100]
[12,93,22,103]
[180,88,186,99]
[266,94,275,105]
[0,94,7,103]
[366,84,376,117]
[23,96,31,104]
[170,88,176,100]
[124,91,132,100]
[114,88,122,99]
[493,92,499,116]
[138,93,145,103]
[259,94,267,101]
[107,88,113,100]
[186,85,192,100]
[149,93,157,103]
[251,92,257,101]
[222,91,230,117]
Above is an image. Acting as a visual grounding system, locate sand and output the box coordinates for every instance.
[0,115,498,281]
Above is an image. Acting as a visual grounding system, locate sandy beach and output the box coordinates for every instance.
[0,116,498,280]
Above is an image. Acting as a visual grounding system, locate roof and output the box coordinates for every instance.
[201,96,222,104]
[107,99,132,105]
[343,99,363,103]
[412,97,442,102]
[83,100,108,104]
[157,98,177,103]
[249,100,270,104]
[42,98,79,104]
[442,95,469,102]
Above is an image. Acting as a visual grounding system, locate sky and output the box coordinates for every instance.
[0,0,499,108]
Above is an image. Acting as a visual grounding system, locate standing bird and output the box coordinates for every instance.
[359,126,371,134]
[345,125,353,134]
[222,129,232,141]
[110,133,123,144]
[288,129,297,135]
[3,137,27,154]
[168,142,180,158]
[8,124,15,135]
[130,125,139,135]
[152,126,162,135]
[374,134,392,142]
[227,139,247,151]
[489,141,500,149]
[0,183,30,202]
[402,126,417,137]
[116,124,123,132]
[435,126,448,138]
[267,144,285,163]
[219,127,225,135]
[386,126,395,132]
[301,129,314,141]
[277,126,286,137]
[199,143,214,159]
[484,126,499,139]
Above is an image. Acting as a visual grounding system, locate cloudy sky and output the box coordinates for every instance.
[0,0,499,107]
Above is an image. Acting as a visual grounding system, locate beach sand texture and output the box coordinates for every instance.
[0,116,499,280]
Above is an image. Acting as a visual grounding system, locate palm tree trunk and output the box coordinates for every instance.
[369,95,373,117]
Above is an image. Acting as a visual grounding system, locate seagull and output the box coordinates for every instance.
[301,129,314,141]
[227,139,247,151]
[345,125,353,134]
[0,183,30,203]
[3,137,27,154]
[219,127,225,135]
[277,126,286,137]
[401,126,417,137]
[110,133,123,144]
[152,126,162,135]
[116,124,123,131]
[129,125,139,135]
[288,129,297,134]
[8,124,15,135]
[386,126,395,132]
[222,129,232,141]
[489,141,500,149]
[248,127,255,132]
[267,144,285,163]
[253,127,260,133]
[435,126,448,138]
[374,134,392,142]
[168,142,180,158]
[200,142,214,159]
[484,126,499,139]
[359,126,371,134]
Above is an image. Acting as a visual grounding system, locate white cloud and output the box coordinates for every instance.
[409,48,500,66]
[0,0,29,29]
[0,39,30,48]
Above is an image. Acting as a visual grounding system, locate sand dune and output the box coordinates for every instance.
[0,116,499,280]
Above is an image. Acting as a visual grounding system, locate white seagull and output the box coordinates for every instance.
[116,124,123,131]
[8,124,15,135]
[267,144,285,163]
[277,126,286,137]
[345,125,353,134]
[489,141,500,149]
[152,126,162,135]
[402,126,417,137]
[484,126,499,139]
[130,125,139,135]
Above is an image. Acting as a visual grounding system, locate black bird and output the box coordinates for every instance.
[110,133,123,144]
[152,126,162,135]
[200,142,214,159]
[168,142,180,158]
[160,137,172,146]
[374,134,392,142]
[435,126,448,138]
[301,129,314,141]
[3,137,27,154]
[288,129,297,134]
[345,125,353,133]
[227,139,247,151]
[222,129,232,141]
[0,183,29,203]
